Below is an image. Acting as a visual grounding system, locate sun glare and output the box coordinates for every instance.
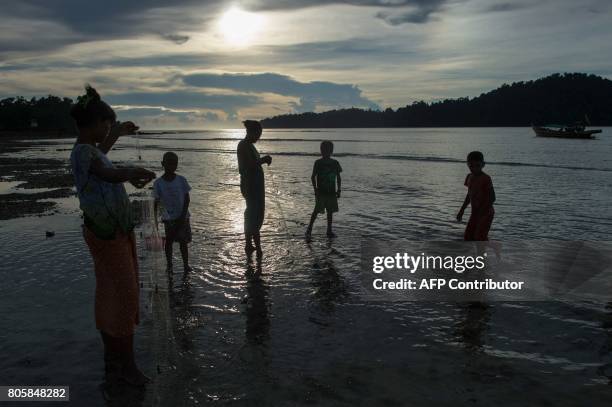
[218,7,264,46]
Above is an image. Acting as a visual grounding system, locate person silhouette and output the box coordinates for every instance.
[236,120,271,257]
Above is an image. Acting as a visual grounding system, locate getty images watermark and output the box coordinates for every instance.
[359,240,612,302]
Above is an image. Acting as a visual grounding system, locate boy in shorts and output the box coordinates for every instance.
[457,151,495,241]
[306,141,342,239]
[153,152,192,272]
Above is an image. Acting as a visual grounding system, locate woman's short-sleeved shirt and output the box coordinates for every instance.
[70,143,133,238]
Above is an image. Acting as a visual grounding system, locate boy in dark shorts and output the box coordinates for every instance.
[457,151,495,241]
[153,152,192,272]
[306,141,342,238]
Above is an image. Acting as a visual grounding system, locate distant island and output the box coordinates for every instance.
[261,73,612,128]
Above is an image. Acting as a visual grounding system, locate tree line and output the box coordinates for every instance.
[261,73,612,128]
[1,73,611,134]
[0,95,75,135]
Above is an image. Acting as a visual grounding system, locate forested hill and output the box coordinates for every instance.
[260,73,612,128]
[0,95,75,134]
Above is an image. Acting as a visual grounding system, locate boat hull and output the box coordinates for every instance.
[532,126,601,139]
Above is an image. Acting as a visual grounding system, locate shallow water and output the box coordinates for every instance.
[2,128,612,406]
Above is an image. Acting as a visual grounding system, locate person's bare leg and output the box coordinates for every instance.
[306,210,317,237]
[245,233,255,255]
[179,242,191,271]
[101,331,121,382]
[117,334,150,386]
[326,212,336,238]
[164,239,173,272]
[253,232,262,258]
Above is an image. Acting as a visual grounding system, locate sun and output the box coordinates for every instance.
[218,7,264,46]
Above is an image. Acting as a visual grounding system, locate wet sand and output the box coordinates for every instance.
[0,138,75,220]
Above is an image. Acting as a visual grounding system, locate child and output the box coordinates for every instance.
[70,84,154,386]
[153,152,192,272]
[457,151,496,241]
[306,141,342,238]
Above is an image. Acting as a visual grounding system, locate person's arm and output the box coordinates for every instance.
[178,193,190,223]
[89,157,154,184]
[336,161,342,198]
[261,155,272,165]
[154,199,159,230]
[153,183,160,229]
[490,184,496,204]
[311,162,318,195]
[457,193,470,222]
[177,177,191,224]
[98,121,139,154]
[238,142,271,170]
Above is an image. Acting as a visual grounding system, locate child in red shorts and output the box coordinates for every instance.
[457,151,495,241]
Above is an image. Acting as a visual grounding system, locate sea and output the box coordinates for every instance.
[1,127,612,406]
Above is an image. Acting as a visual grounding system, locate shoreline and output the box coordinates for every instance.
[0,129,75,140]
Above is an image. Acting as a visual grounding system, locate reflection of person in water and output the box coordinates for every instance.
[455,302,491,351]
[168,267,196,353]
[307,241,348,314]
[245,260,270,345]
[237,120,272,257]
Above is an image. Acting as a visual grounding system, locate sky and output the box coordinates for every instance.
[1,0,611,128]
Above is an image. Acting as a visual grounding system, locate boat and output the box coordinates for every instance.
[532,123,601,139]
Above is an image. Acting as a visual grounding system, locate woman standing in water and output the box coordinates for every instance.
[69,85,155,386]
[237,120,272,257]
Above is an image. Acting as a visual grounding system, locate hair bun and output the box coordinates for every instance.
[84,84,101,102]
[71,84,116,127]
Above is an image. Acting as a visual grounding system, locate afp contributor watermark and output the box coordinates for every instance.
[360,240,612,302]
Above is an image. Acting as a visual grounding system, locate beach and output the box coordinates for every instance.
[2,128,612,406]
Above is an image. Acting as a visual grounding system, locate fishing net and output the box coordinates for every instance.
[130,155,178,405]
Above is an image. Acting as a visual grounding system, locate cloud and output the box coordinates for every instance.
[242,0,446,11]
[0,0,218,56]
[0,0,453,55]
[115,106,221,125]
[105,91,261,116]
[182,72,379,112]
[484,2,527,13]
[375,0,449,25]
[161,34,190,44]
[259,38,417,66]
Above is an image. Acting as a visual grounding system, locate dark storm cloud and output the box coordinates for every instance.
[182,72,379,112]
